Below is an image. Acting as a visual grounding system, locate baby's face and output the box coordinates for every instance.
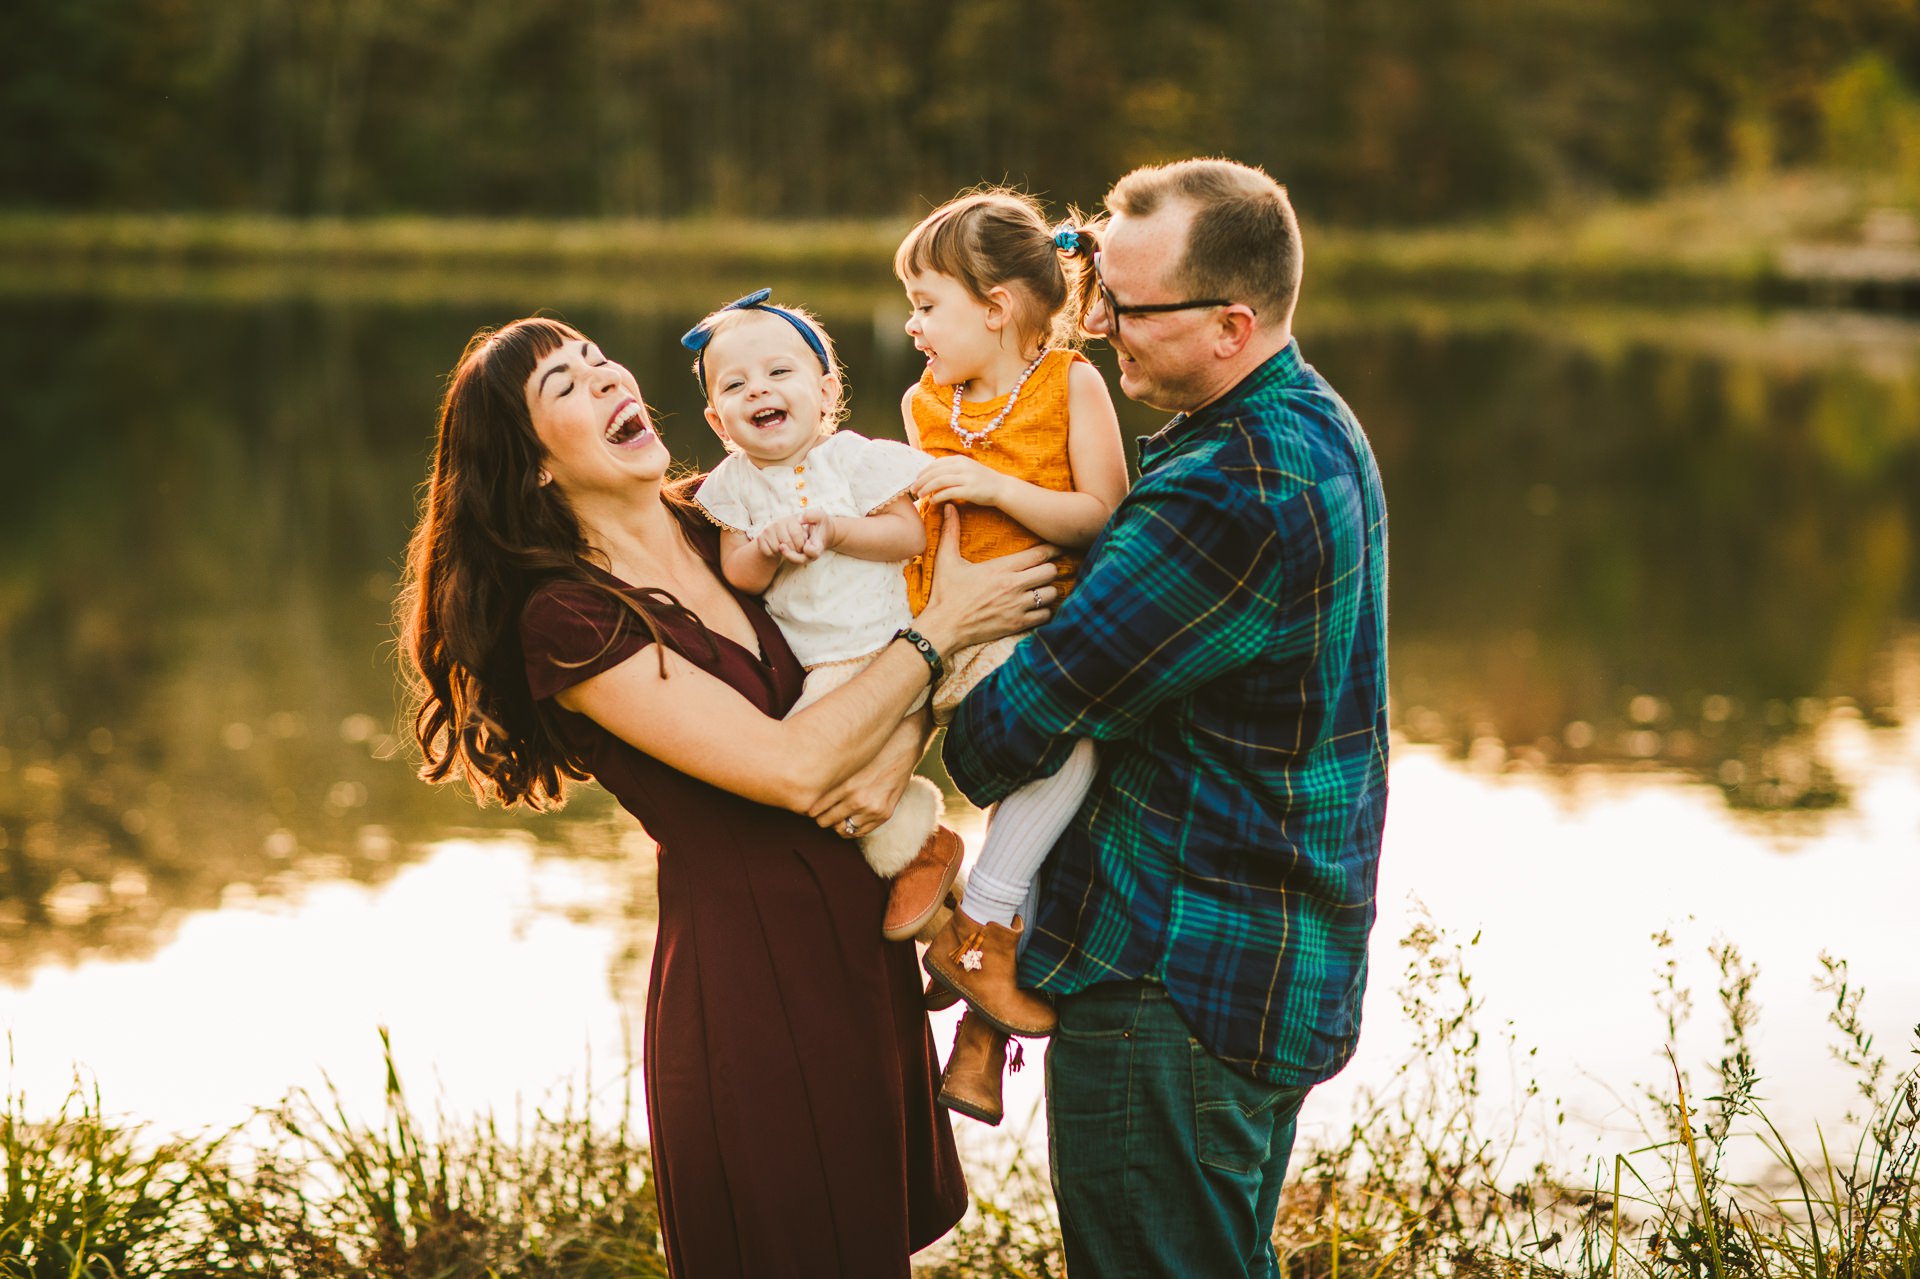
[701,312,838,469]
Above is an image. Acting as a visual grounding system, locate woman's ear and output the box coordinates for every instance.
[537,469,553,487]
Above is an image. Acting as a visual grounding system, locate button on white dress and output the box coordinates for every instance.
[694,431,932,668]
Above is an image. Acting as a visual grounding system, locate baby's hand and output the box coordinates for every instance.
[756,515,816,564]
[796,509,837,558]
[913,456,1007,508]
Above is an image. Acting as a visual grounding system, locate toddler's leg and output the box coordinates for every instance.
[964,737,1098,929]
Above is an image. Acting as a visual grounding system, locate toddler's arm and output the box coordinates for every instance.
[720,515,823,593]
[719,529,783,594]
[808,494,926,563]
[913,362,1128,551]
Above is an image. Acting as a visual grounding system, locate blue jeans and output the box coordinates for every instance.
[1045,981,1312,1279]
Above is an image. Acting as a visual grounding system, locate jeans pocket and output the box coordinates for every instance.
[1191,1043,1307,1175]
[1053,985,1142,1041]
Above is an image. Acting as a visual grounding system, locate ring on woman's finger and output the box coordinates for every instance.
[1030,588,1044,610]
[843,816,858,836]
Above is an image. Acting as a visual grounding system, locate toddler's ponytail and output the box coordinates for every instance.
[1051,216,1104,344]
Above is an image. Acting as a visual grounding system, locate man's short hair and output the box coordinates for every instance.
[1106,158,1302,323]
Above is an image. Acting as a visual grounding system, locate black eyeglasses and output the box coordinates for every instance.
[1090,254,1248,344]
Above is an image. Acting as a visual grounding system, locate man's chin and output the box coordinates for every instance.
[1118,370,1175,412]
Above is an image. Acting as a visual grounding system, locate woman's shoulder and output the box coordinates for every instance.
[520,574,628,654]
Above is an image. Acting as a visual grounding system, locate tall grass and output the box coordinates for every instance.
[924,916,1919,1279]
[3,928,1913,1278]
[1,1031,664,1278]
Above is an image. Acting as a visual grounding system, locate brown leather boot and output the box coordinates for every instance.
[939,1009,1024,1126]
[881,826,964,942]
[922,907,1057,1038]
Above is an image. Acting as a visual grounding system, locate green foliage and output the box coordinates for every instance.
[0,1036,665,1278]
[2,0,1916,222]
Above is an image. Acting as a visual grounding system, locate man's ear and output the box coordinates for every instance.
[704,404,732,447]
[1211,304,1259,359]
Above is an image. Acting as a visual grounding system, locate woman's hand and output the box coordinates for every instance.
[914,455,1009,508]
[915,507,1060,654]
[808,714,928,836]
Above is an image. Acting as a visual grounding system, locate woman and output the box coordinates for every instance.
[397,317,1057,1278]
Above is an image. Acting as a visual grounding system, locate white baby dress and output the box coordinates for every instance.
[694,430,931,668]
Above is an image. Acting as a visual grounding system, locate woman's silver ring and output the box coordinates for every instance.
[843,817,858,836]
[1030,588,1044,610]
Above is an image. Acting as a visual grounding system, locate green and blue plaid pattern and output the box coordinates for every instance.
[944,340,1390,1086]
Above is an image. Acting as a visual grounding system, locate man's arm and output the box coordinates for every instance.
[944,464,1355,807]
[942,462,1273,804]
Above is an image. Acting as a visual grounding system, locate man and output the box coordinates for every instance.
[942,158,1390,1277]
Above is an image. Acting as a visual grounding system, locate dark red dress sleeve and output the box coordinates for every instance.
[519,579,655,703]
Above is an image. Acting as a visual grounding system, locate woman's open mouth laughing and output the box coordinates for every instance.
[603,398,655,449]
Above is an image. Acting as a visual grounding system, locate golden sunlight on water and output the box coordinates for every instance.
[1,702,1911,1185]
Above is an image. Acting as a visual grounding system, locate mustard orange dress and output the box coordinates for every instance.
[903,349,1086,721]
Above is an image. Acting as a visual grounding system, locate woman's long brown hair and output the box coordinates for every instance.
[397,317,713,810]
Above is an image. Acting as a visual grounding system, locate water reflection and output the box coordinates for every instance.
[1,291,1916,986]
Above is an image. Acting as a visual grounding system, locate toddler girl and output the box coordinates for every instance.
[895,191,1128,1125]
[683,290,963,943]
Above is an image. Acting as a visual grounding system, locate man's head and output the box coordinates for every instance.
[1087,158,1302,412]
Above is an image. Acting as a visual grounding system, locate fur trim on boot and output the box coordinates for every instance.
[859,775,943,878]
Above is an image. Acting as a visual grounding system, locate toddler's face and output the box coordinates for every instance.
[701,312,839,468]
[902,270,999,388]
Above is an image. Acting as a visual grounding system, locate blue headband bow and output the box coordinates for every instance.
[680,288,831,397]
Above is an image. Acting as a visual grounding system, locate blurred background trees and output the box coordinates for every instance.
[2,0,1915,221]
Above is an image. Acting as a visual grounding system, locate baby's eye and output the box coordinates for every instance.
[771,365,792,376]
[721,379,744,392]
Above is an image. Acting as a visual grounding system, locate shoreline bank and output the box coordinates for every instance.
[2,200,1917,312]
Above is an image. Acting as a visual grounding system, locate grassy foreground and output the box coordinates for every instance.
[0,172,1912,308]
[4,928,1915,1278]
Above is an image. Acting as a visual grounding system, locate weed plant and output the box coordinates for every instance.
[927,915,1918,1279]
[3,927,1913,1278]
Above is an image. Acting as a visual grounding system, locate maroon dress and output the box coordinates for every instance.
[520,557,967,1279]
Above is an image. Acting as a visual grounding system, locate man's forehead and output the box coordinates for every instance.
[1105,203,1193,286]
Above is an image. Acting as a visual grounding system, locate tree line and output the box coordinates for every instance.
[5,0,1917,223]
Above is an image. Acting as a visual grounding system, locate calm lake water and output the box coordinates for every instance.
[2,281,1917,1181]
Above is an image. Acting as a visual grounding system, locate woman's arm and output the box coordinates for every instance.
[912,363,1129,551]
[808,494,926,563]
[557,510,1057,815]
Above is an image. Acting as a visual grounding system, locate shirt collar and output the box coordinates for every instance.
[1138,339,1306,470]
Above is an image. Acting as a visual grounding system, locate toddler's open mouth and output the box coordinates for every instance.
[751,407,788,431]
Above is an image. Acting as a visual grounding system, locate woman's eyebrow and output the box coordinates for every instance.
[536,343,590,396]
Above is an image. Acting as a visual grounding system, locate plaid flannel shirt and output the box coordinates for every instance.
[943,339,1390,1086]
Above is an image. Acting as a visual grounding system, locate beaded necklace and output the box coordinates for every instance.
[948,349,1050,450]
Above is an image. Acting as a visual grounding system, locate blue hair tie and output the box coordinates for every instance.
[1052,228,1082,254]
[680,288,832,396]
